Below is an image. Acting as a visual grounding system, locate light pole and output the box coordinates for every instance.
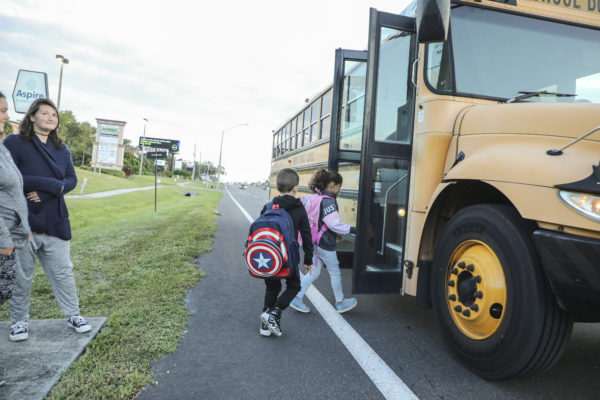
[216,123,247,188]
[55,55,69,110]
[138,118,148,176]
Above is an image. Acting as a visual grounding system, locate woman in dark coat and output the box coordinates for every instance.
[3,98,91,342]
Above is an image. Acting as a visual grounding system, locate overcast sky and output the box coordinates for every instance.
[0,0,411,182]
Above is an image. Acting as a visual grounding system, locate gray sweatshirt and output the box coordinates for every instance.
[0,142,30,249]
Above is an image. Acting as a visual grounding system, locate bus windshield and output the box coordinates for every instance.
[427,6,600,103]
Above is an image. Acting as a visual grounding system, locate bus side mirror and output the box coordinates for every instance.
[416,0,451,43]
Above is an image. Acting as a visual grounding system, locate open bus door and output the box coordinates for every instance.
[329,48,368,269]
[353,9,417,293]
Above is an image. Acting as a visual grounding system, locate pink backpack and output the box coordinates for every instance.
[298,189,332,246]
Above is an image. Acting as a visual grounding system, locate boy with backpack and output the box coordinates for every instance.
[257,168,313,337]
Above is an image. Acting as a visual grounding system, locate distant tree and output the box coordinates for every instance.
[59,110,95,166]
[122,151,139,176]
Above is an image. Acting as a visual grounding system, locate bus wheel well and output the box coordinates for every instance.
[416,180,522,308]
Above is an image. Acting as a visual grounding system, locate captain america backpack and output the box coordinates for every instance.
[244,202,300,279]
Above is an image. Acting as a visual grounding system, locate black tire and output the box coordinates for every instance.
[431,204,573,380]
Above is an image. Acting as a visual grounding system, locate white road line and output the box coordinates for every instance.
[225,187,419,400]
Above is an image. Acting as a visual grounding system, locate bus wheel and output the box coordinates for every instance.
[431,204,573,380]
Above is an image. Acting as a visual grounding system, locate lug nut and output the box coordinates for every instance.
[448,294,457,301]
[451,268,459,275]
[475,291,483,299]
[466,264,474,272]
[448,280,455,287]
[454,305,462,312]
[474,276,482,283]
[462,309,471,317]
[458,262,466,269]
[470,304,479,312]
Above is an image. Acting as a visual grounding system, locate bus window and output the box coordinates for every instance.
[272,134,277,158]
[447,7,600,102]
[321,89,332,139]
[310,101,320,142]
[374,28,413,144]
[426,41,453,93]
[321,116,331,140]
[366,158,410,270]
[340,60,366,151]
[290,121,296,150]
[296,115,303,147]
[303,110,311,144]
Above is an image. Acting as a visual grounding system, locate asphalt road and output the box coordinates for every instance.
[137,185,600,400]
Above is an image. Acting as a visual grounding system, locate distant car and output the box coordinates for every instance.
[240,184,247,190]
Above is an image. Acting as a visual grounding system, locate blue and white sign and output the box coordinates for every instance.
[12,70,49,113]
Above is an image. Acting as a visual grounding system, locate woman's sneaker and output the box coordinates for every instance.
[259,322,271,337]
[290,297,310,313]
[260,308,282,337]
[335,298,357,314]
[9,321,29,342]
[67,316,92,333]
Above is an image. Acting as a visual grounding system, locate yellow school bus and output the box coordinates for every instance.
[270,0,600,379]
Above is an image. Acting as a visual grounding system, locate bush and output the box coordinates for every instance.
[122,165,133,177]
[172,169,192,177]
[101,169,126,178]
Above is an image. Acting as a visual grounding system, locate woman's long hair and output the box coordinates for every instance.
[309,168,343,192]
[19,98,62,148]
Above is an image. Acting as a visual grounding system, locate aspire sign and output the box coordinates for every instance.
[12,70,49,113]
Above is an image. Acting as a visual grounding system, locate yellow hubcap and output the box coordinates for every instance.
[445,240,507,340]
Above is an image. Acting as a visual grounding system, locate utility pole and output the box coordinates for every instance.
[217,123,247,188]
[191,143,197,181]
[55,55,69,111]
[138,118,148,175]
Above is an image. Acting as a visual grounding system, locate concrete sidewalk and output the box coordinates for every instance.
[0,317,106,400]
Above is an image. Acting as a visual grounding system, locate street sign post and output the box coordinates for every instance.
[146,151,168,159]
[12,70,49,114]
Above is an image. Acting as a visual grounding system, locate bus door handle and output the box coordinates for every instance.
[379,173,409,255]
[411,57,420,88]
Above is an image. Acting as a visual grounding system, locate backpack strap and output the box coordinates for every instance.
[313,192,334,245]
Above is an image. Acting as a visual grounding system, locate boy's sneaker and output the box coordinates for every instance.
[335,298,357,314]
[259,322,271,337]
[260,308,282,337]
[9,321,29,342]
[67,316,92,333]
[290,297,310,313]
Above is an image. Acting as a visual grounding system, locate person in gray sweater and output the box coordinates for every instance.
[0,90,31,386]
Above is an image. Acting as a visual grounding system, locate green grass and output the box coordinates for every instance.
[0,186,222,399]
[73,167,179,194]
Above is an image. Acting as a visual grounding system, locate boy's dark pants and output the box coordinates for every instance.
[263,273,301,311]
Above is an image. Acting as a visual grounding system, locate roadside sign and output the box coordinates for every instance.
[139,137,180,153]
[146,151,168,159]
[155,159,166,166]
[12,70,49,113]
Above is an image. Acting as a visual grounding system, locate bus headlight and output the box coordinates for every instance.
[558,190,600,222]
